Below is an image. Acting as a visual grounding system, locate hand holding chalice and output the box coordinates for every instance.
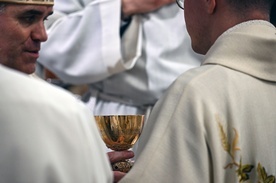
[94,115,144,173]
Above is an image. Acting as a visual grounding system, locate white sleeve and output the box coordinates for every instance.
[39,0,142,84]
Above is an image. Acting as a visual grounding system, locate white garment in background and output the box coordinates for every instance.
[38,0,203,115]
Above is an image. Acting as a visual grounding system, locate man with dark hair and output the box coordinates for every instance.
[119,0,276,182]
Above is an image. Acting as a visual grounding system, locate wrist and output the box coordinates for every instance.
[121,13,132,22]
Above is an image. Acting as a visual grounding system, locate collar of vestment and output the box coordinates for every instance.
[203,20,276,82]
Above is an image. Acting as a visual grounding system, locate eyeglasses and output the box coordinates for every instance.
[176,0,184,10]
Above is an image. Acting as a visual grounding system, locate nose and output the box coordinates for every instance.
[31,22,48,42]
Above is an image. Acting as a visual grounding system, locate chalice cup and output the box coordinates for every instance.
[94,115,145,173]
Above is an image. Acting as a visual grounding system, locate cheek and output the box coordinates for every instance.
[0,24,28,69]
[0,26,14,63]
[1,25,17,43]
[0,23,27,52]
[184,5,206,53]
[184,10,197,40]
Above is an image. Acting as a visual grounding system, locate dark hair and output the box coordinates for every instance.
[0,3,6,13]
[270,1,276,25]
[226,0,275,12]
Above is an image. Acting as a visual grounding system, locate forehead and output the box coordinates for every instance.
[4,4,53,15]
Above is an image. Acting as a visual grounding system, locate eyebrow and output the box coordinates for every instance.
[21,9,53,17]
[23,9,44,15]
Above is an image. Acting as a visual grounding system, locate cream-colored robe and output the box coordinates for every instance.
[120,21,276,183]
[0,65,112,183]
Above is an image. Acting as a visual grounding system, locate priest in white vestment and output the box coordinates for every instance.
[119,0,276,182]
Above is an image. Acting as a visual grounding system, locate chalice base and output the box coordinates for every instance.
[112,160,134,173]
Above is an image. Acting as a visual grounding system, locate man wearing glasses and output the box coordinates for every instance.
[120,0,276,182]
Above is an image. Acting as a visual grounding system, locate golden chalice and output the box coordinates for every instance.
[94,115,145,173]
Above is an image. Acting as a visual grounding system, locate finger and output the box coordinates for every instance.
[113,171,126,183]
[108,151,134,164]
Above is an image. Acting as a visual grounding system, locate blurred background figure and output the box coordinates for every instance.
[37,0,203,118]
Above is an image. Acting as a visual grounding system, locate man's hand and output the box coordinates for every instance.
[122,0,175,18]
[107,151,134,183]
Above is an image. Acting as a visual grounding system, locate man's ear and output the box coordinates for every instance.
[205,0,216,14]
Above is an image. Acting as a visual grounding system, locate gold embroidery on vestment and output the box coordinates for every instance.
[216,115,275,183]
